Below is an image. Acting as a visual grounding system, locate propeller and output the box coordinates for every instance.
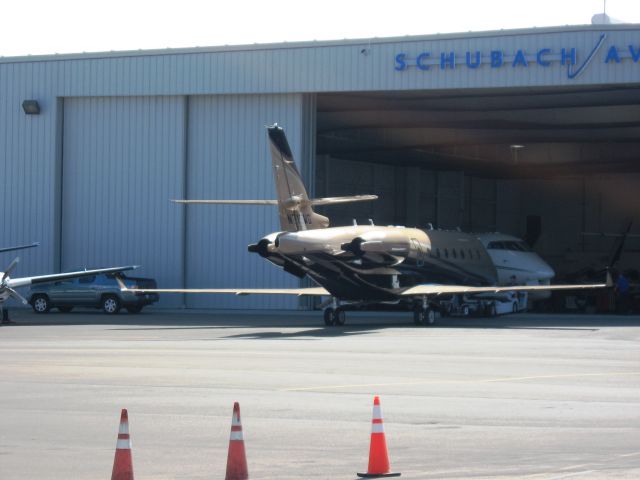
[0,257,28,305]
[2,257,20,283]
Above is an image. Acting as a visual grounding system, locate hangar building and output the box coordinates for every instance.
[1,24,639,309]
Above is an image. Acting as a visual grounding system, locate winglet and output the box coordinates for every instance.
[115,275,129,291]
[605,270,614,288]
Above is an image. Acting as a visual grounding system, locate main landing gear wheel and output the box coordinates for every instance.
[413,307,436,326]
[324,308,334,326]
[323,307,346,326]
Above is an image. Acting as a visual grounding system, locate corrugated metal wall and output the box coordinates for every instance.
[59,94,307,309]
[61,96,186,306]
[318,158,497,232]
[0,62,59,281]
[185,94,303,309]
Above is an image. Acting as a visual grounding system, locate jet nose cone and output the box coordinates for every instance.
[536,261,555,280]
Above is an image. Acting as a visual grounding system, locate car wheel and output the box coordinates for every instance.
[126,305,143,314]
[58,306,73,313]
[102,295,121,314]
[32,295,51,314]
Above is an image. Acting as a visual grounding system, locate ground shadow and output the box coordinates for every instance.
[4,307,639,340]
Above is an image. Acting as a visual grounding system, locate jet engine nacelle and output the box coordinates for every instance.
[248,232,282,260]
[341,234,412,264]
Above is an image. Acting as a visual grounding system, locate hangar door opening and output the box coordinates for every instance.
[61,96,186,307]
[314,85,640,279]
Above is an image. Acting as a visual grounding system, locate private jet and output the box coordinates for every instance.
[121,124,609,326]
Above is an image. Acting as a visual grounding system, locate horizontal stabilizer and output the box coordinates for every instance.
[310,195,378,206]
[172,199,278,205]
[171,195,377,206]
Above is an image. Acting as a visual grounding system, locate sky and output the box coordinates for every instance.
[1,0,639,57]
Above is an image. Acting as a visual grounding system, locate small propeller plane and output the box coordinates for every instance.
[0,243,137,322]
[120,124,611,326]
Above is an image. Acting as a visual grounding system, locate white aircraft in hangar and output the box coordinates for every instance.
[122,124,608,326]
[0,243,137,322]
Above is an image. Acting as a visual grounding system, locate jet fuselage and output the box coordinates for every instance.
[251,226,498,301]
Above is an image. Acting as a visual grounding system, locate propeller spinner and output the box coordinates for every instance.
[0,257,29,305]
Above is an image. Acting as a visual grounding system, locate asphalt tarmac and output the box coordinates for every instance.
[0,309,639,479]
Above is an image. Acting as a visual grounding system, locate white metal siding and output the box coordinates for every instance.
[0,62,58,286]
[61,96,186,307]
[185,94,304,309]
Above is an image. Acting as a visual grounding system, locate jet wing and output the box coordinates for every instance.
[401,278,611,297]
[118,281,329,296]
[7,265,138,289]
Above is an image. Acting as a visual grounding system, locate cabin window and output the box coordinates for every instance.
[460,249,465,259]
[444,248,449,258]
[436,248,441,258]
[452,249,457,259]
[476,249,481,258]
[468,249,473,260]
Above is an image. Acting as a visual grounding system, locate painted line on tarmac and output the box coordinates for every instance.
[545,470,596,480]
[618,451,640,457]
[283,371,640,391]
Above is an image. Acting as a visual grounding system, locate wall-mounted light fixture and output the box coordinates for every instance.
[22,100,41,115]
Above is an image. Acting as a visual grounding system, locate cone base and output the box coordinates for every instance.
[357,473,401,478]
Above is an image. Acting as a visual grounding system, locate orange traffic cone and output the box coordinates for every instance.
[111,409,135,480]
[225,402,249,480]
[357,396,400,478]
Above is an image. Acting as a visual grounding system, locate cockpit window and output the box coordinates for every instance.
[488,240,531,252]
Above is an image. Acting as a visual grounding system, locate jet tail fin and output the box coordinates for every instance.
[267,124,328,232]
[171,124,377,232]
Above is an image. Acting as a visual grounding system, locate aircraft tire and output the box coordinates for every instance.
[413,307,424,325]
[324,308,335,326]
[333,308,346,326]
[425,308,436,326]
